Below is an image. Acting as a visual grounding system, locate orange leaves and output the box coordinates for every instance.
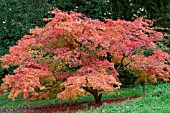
[122,58,131,66]
[0,68,52,100]
[104,18,164,58]
[0,35,37,68]
[97,49,107,57]
[127,50,170,83]
[55,72,72,80]
[58,71,121,100]
[29,76,64,101]
[57,86,86,100]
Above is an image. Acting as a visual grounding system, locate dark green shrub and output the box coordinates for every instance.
[0,0,55,50]
[118,70,137,88]
[53,0,170,28]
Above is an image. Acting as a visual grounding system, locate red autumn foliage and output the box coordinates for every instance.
[0,9,169,103]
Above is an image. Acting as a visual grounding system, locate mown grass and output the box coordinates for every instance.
[0,82,169,113]
[76,82,170,113]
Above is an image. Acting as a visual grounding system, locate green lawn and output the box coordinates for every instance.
[77,82,170,113]
[0,82,169,113]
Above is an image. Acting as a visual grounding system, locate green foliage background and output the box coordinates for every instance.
[53,0,170,27]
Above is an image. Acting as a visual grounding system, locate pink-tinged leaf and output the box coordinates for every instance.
[55,72,72,80]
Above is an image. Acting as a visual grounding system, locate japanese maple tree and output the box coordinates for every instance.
[0,9,169,103]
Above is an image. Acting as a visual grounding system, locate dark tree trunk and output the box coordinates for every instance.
[82,87,103,104]
[141,82,146,97]
[93,92,102,104]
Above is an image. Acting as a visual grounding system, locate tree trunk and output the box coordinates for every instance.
[92,89,102,104]
[94,93,102,104]
[82,87,102,104]
[142,82,146,97]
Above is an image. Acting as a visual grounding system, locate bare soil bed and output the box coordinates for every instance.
[1,96,139,113]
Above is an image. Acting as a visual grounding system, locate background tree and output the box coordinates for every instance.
[131,0,170,28]
[52,0,170,28]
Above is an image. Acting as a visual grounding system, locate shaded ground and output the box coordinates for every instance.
[0,96,139,113]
